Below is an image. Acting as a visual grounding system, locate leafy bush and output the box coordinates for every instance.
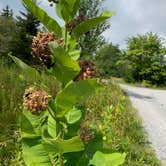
[82,81,161,165]
[95,43,122,77]
[119,32,166,86]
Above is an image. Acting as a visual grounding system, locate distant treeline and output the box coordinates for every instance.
[95,32,166,86]
[0,5,40,65]
[0,5,165,86]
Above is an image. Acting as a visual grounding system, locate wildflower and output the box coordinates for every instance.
[32,32,64,68]
[79,125,94,144]
[74,60,96,81]
[23,87,51,115]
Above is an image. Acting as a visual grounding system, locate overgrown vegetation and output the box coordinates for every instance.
[82,81,161,166]
[0,0,163,165]
[0,63,60,165]
[8,0,126,165]
[0,64,161,165]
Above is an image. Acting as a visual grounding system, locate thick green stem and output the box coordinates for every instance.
[59,153,63,166]
[49,153,56,166]
[64,23,68,49]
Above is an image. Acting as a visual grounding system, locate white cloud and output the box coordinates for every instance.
[1,0,166,48]
[103,0,166,48]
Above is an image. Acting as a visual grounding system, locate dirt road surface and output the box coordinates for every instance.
[120,84,166,165]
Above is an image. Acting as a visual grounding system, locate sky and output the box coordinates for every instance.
[0,0,166,49]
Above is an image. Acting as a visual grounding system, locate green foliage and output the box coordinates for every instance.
[22,0,61,37]
[65,107,82,124]
[22,138,51,166]
[48,114,57,138]
[95,43,122,77]
[43,136,84,154]
[56,0,80,22]
[90,151,126,166]
[0,61,160,165]
[78,0,111,57]
[49,43,80,86]
[7,0,126,165]
[10,55,39,81]
[0,3,40,65]
[55,79,101,117]
[120,32,166,86]
[81,81,161,165]
[72,12,113,40]
[0,13,16,60]
[0,63,60,165]
[0,5,13,17]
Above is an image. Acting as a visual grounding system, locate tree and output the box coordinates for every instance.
[0,6,16,62]
[95,43,122,77]
[1,5,13,17]
[78,0,110,58]
[121,32,166,86]
[10,2,40,64]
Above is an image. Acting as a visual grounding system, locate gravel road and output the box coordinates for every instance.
[120,84,166,165]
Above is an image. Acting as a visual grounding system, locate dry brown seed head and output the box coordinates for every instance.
[74,60,97,81]
[23,87,51,115]
[79,125,94,144]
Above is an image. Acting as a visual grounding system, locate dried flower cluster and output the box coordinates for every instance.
[79,125,94,144]
[23,87,51,115]
[66,14,88,32]
[74,60,96,81]
[32,32,64,68]
[32,32,55,68]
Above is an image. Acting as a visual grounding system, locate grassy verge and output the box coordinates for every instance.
[0,64,161,165]
[0,63,60,165]
[82,81,161,165]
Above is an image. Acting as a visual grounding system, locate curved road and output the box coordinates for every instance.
[120,84,166,165]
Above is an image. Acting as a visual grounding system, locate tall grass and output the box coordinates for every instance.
[82,81,161,165]
[0,63,60,165]
[0,63,161,165]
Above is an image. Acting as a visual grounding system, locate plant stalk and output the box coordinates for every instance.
[64,23,68,49]
[59,153,63,166]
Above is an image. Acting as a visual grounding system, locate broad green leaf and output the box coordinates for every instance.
[43,136,84,154]
[56,1,70,22]
[48,99,57,113]
[21,110,42,138]
[89,151,126,166]
[65,135,103,166]
[55,79,101,117]
[49,43,80,85]
[71,0,80,18]
[56,0,80,21]
[68,38,80,60]
[65,107,82,124]
[10,55,39,81]
[48,114,57,138]
[55,1,63,19]
[22,0,62,37]
[22,138,51,166]
[69,50,80,60]
[66,0,80,19]
[72,11,114,39]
